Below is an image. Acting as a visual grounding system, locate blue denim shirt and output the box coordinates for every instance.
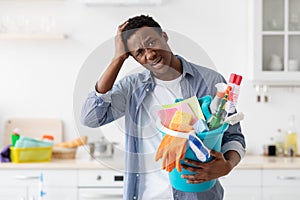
[81,55,246,200]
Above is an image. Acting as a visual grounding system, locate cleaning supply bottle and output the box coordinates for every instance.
[225,73,243,114]
[208,86,232,130]
[285,115,298,157]
[210,82,227,114]
[11,128,20,147]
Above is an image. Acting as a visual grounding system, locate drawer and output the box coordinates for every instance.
[0,170,77,187]
[263,169,300,186]
[78,170,123,187]
[78,188,123,200]
[220,169,261,186]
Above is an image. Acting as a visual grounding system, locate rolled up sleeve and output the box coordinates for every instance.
[81,79,128,128]
[80,91,111,127]
[221,122,246,159]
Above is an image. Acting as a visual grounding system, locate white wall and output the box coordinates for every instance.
[1,0,299,155]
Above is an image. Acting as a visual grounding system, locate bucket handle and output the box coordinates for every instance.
[156,119,194,139]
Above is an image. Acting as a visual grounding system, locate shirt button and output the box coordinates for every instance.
[136,174,139,177]
[136,106,138,110]
[133,196,137,199]
[146,88,149,92]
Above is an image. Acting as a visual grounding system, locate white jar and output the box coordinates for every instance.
[288,59,299,71]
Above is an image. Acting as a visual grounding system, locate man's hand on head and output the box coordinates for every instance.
[114,21,129,61]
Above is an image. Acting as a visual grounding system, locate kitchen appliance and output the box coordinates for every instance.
[78,170,123,200]
[88,136,115,158]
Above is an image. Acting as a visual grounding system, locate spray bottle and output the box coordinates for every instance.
[225,73,243,114]
[11,128,20,147]
[210,82,227,114]
[208,86,232,130]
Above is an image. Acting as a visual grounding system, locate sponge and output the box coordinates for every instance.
[164,96,205,120]
[173,103,197,125]
[169,111,193,132]
[157,107,177,127]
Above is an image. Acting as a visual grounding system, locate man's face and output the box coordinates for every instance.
[126,27,173,78]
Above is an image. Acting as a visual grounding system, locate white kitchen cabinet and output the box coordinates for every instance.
[78,188,123,200]
[263,188,300,200]
[0,170,77,200]
[78,169,124,200]
[0,187,27,200]
[28,186,77,200]
[252,0,300,86]
[262,169,300,200]
[220,169,262,200]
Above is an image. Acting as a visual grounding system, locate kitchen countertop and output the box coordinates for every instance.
[1,152,300,170]
[0,148,125,170]
[237,155,300,169]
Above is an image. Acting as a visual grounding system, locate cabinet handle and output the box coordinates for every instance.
[80,193,123,199]
[15,175,39,180]
[277,176,300,180]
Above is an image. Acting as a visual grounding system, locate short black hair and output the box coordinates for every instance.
[121,15,162,53]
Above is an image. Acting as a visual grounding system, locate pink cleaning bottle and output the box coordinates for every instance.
[225,73,243,113]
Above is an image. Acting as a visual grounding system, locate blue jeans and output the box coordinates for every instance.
[172,180,224,200]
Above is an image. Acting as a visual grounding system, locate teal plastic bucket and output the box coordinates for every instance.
[158,123,229,192]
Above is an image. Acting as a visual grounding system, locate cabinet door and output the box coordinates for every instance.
[0,169,77,200]
[28,186,77,200]
[78,188,123,200]
[220,169,261,200]
[263,187,300,200]
[0,170,37,200]
[78,170,124,200]
[29,170,77,200]
[0,187,27,200]
[262,169,300,186]
[224,187,261,200]
[262,169,300,199]
[252,0,300,85]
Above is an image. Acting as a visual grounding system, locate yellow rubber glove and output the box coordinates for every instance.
[155,135,187,172]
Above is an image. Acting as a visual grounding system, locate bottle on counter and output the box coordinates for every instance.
[285,115,298,157]
[263,137,276,156]
[267,137,276,156]
[275,129,285,157]
[11,128,20,147]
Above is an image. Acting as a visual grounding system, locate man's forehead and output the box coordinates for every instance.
[127,27,161,48]
[128,27,160,40]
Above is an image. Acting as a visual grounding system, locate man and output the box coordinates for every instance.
[81,15,246,200]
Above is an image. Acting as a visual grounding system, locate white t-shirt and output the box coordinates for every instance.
[140,75,183,200]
